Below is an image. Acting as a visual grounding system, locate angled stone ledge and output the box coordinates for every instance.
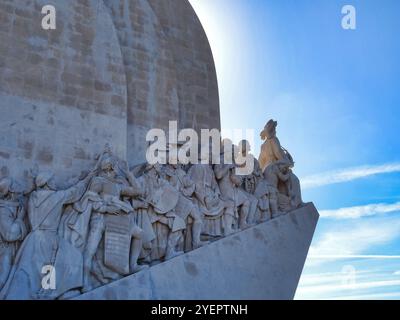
[76,203,319,300]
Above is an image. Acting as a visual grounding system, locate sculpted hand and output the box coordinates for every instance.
[17,206,26,220]
[140,202,149,209]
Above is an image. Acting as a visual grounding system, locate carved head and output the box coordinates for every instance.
[99,156,118,180]
[145,163,164,182]
[260,119,278,140]
[35,172,54,190]
[277,160,291,173]
[238,140,251,156]
[0,177,12,197]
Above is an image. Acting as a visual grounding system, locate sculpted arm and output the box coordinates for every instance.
[258,145,268,172]
[271,138,286,162]
[121,171,145,198]
[0,208,27,242]
[64,173,95,204]
[121,185,144,198]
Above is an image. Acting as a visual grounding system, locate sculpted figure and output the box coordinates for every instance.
[214,145,254,234]
[188,158,227,238]
[259,120,291,172]
[259,119,304,210]
[162,162,208,250]
[262,161,292,216]
[140,163,186,261]
[0,171,92,300]
[79,151,145,292]
[0,178,27,291]
[236,140,269,223]
[288,169,304,209]
[236,140,263,193]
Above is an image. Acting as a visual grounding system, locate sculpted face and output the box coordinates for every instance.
[0,178,11,197]
[261,120,277,140]
[279,163,290,174]
[100,157,117,178]
[35,172,54,190]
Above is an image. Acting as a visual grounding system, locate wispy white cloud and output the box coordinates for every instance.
[308,255,400,260]
[309,220,400,257]
[298,279,400,295]
[394,271,400,276]
[296,257,400,300]
[297,279,400,298]
[320,202,400,219]
[299,270,375,287]
[301,163,400,189]
[297,260,400,300]
[327,292,400,300]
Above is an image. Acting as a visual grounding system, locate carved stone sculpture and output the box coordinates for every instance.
[78,150,145,292]
[262,161,292,216]
[0,178,27,291]
[188,162,226,238]
[0,118,307,300]
[162,163,207,251]
[0,172,91,300]
[259,120,291,172]
[236,140,269,223]
[258,119,304,212]
[139,164,186,261]
[214,150,251,234]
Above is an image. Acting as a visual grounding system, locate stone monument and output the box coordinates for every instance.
[0,0,318,300]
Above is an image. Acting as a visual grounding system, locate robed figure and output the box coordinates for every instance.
[0,172,90,300]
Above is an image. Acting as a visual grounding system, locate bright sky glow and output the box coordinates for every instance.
[190,0,400,300]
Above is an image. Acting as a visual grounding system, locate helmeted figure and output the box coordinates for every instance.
[0,178,27,291]
[0,171,91,300]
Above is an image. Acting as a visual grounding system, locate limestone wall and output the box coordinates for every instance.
[0,0,220,185]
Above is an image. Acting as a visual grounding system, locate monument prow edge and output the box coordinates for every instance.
[75,203,319,300]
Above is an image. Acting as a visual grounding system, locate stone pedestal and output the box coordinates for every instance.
[76,203,319,300]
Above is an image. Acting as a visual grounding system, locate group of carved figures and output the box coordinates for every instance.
[0,120,303,300]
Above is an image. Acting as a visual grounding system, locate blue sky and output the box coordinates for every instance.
[190,0,400,299]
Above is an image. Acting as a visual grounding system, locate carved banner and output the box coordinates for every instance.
[104,214,132,275]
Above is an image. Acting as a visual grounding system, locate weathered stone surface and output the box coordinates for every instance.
[0,0,127,186]
[0,0,220,183]
[76,203,319,300]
